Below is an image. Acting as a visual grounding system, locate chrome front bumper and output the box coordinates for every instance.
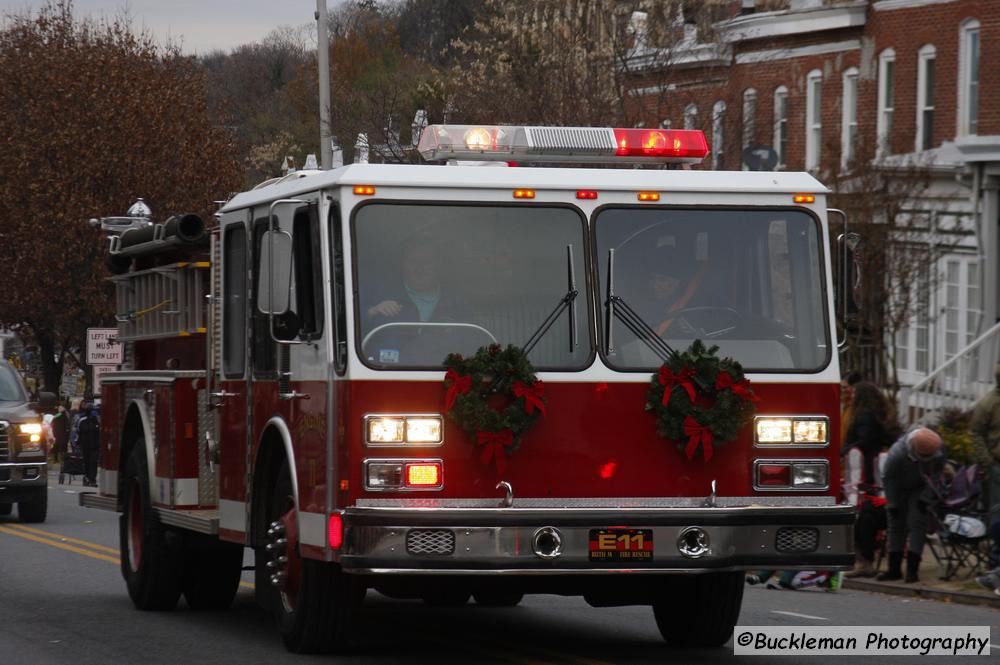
[340,503,855,575]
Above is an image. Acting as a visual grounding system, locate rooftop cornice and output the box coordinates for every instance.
[716,0,868,44]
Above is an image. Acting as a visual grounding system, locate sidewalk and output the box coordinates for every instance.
[841,547,1000,609]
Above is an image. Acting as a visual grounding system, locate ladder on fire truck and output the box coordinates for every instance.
[109,262,209,341]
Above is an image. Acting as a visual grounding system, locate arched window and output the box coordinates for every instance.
[683,103,698,130]
[712,101,726,170]
[742,88,757,171]
[841,67,859,169]
[876,48,896,157]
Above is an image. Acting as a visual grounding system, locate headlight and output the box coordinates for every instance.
[755,416,829,446]
[365,415,443,445]
[17,422,44,454]
[19,422,43,441]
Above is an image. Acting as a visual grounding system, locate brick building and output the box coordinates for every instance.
[624,0,1000,411]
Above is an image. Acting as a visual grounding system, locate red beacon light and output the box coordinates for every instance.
[417,125,709,165]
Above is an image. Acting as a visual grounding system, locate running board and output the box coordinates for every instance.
[79,492,119,512]
[79,492,219,535]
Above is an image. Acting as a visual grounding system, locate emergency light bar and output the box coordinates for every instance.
[417,125,709,165]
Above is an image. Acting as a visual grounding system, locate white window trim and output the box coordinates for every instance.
[712,100,726,170]
[957,19,980,137]
[841,67,859,170]
[684,103,698,130]
[805,70,822,171]
[916,44,936,152]
[742,88,757,171]
[773,85,788,169]
[876,48,896,158]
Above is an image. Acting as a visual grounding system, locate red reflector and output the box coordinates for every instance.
[576,190,598,200]
[793,194,816,204]
[637,191,660,202]
[513,189,535,199]
[758,463,791,487]
[353,185,376,196]
[613,128,709,159]
[405,463,441,487]
[328,513,343,549]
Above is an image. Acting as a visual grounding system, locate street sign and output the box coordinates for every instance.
[86,328,123,365]
[92,365,117,395]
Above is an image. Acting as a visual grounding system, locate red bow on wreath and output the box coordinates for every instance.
[715,371,760,403]
[444,369,472,411]
[513,380,546,416]
[659,366,696,406]
[476,429,514,473]
[683,415,714,463]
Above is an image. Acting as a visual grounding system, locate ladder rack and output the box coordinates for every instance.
[110,261,210,341]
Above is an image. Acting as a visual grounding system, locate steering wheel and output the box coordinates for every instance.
[657,306,743,339]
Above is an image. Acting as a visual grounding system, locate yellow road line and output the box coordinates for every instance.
[6,523,121,554]
[0,525,120,564]
[240,581,255,590]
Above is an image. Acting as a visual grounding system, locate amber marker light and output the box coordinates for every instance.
[793,194,815,204]
[353,185,376,196]
[513,189,535,199]
[637,191,660,202]
[405,463,442,487]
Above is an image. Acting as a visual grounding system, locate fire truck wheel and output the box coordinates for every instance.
[0,503,12,516]
[651,572,744,647]
[18,488,48,523]
[119,442,184,611]
[268,460,361,653]
[182,541,244,610]
[472,590,523,607]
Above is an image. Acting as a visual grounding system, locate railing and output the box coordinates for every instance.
[900,320,1000,425]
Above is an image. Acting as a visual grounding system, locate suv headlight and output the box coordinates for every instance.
[17,422,45,455]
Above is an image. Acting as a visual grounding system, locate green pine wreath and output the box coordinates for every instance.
[443,344,546,472]
[645,340,760,463]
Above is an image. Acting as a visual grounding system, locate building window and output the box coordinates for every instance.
[877,49,896,157]
[915,266,929,374]
[944,259,960,378]
[841,68,858,169]
[805,70,822,171]
[958,19,980,136]
[967,261,981,344]
[773,85,788,169]
[742,87,757,145]
[683,103,698,130]
[916,45,936,151]
[712,100,726,170]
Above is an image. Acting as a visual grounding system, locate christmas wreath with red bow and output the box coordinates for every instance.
[443,344,546,472]
[646,339,760,463]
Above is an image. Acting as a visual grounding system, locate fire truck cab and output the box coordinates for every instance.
[83,125,853,653]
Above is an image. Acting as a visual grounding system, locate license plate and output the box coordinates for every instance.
[588,528,653,561]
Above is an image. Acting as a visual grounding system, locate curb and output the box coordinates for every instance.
[842,578,1000,609]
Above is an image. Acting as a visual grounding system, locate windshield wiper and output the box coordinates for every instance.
[604,248,677,363]
[523,244,579,356]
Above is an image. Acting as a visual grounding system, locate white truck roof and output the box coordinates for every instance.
[222,163,828,214]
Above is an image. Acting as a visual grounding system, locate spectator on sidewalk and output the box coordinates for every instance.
[879,427,945,583]
[76,398,101,487]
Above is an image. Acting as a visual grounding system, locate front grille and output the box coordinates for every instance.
[0,422,9,462]
[406,529,455,556]
[775,527,819,553]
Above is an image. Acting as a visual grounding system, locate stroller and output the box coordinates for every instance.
[923,463,989,580]
[60,443,85,485]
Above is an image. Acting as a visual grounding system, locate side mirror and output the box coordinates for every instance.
[257,230,293,315]
[835,232,862,321]
[32,391,57,413]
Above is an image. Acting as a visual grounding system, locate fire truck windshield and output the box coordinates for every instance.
[595,207,830,372]
[353,202,590,370]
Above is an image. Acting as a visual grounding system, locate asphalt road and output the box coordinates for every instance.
[1,474,997,664]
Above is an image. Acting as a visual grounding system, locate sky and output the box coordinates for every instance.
[0,1,348,54]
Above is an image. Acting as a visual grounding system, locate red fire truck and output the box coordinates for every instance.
[82,125,853,653]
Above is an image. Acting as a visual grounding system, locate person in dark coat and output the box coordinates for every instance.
[75,398,101,487]
[51,404,71,483]
[879,427,945,583]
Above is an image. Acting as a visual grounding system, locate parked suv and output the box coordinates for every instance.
[0,360,53,522]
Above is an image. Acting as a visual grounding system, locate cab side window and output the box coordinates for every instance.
[292,205,324,339]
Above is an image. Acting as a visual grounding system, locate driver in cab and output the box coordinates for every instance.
[366,237,463,324]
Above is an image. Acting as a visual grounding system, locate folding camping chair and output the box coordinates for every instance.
[924,463,990,581]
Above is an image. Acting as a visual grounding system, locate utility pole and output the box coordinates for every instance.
[316,0,332,169]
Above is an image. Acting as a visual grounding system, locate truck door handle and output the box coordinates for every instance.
[210,390,239,407]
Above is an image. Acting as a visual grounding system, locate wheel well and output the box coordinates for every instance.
[120,406,145,497]
[250,427,287,548]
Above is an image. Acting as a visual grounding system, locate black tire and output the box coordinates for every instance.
[473,590,523,607]
[0,503,13,516]
[266,459,362,653]
[652,572,744,647]
[18,489,47,523]
[119,442,184,610]
[183,541,244,610]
